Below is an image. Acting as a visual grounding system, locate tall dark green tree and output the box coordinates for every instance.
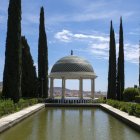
[116,17,125,100]
[38,7,48,98]
[2,0,22,103]
[139,40,140,88]
[107,21,116,99]
[21,36,37,98]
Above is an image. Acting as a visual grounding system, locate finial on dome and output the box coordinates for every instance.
[71,50,73,55]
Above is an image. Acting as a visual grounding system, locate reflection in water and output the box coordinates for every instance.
[0,108,140,140]
[79,109,83,140]
[108,114,125,140]
[49,108,53,139]
[60,109,65,140]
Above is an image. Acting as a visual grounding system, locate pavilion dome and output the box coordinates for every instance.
[51,55,94,73]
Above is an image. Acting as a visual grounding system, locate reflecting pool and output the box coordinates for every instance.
[0,107,140,140]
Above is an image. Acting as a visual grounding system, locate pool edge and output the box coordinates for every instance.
[0,103,140,133]
[0,103,45,133]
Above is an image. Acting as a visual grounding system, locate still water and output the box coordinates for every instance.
[0,107,140,140]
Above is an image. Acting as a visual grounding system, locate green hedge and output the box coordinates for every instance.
[123,88,139,101]
[0,98,38,117]
[92,98,106,103]
[93,99,140,118]
[106,100,140,117]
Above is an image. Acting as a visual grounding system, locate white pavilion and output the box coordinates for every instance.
[49,52,97,100]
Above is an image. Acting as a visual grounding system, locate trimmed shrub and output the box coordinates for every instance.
[127,104,136,115]
[0,100,15,116]
[92,98,106,103]
[135,105,140,117]
[105,99,140,118]
[123,88,139,101]
[0,98,38,117]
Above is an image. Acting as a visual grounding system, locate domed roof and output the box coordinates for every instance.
[51,55,94,73]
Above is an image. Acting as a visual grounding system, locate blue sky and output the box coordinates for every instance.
[0,0,140,92]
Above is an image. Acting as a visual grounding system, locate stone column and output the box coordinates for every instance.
[62,77,66,99]
[91,79,95,99]
[79,78,83,99]
[50,78,54,98]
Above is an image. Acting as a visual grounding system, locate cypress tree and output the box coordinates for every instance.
[139,41,140,88]
[116,17,125,100]
[107,21,116,99]
[21,36,37,98]
[38,7,48,98]
[2,0,22,103]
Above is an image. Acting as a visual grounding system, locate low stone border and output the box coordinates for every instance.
[0,103,45,133]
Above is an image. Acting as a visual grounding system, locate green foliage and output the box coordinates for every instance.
[38,7,48,98]
[2,0,22,103]
[107,21,116,99]
[135,105,140,117]
[37,98,45,103]
[0,99,38,117]
[127,104,136,115]
[106,100,140,118]
[92,98,107,103]
[0,100,15,116]
[123,88,139,101]
[135,96,140,103]
[21,36,37,98]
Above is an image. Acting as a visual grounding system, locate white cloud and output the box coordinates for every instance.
[55,29,139,64]
[89,42,139,64]
[54,30,72,42]
[124,43,139,64]
[55,29,109,43]
[128,32,140,36]
[34,62,38,76]
[88,43,109,60]
[90,43,109,50]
